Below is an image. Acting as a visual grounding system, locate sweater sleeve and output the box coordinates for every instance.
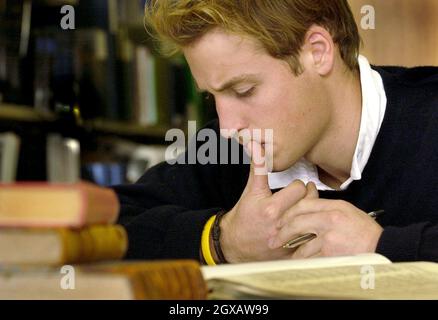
[376,222,438,262]
[112,161,225,260]
[111,120,249,261]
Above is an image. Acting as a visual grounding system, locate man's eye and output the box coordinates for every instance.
[235,87,255,98]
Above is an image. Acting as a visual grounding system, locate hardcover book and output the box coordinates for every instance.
[0,181,119,227]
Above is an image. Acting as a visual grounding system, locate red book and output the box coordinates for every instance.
[0,182,120,228]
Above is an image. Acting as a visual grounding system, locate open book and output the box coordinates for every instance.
[2,253,438,299]
[203,253,438,299]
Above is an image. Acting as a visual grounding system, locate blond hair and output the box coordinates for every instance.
[145,0,361,74]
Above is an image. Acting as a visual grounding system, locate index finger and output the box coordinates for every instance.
[245,141,271,196]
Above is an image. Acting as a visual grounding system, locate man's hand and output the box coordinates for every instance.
[268,195,384,259]
[219,141,307,263]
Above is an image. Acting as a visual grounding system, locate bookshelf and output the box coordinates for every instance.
[0,104,170,138]
[0,103,56,122]
[84,120,170,139]
[0,0,213,183]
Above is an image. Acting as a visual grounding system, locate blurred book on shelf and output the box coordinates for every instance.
[37,37,76,114]
[74,28,116,120]
[0,131,20,182]
[116,29,134,121]
[133,45,157,126]
[83,162,127,186]
[0,0,33,106]
[46,133,80,183]
[81,137,167,185]
[117,0,148,32]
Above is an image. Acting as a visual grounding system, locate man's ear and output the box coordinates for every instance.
[302,25,335,76]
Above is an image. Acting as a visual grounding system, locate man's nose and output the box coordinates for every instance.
[215,97,247,138]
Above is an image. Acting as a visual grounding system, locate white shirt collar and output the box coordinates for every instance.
[268,55,387,191]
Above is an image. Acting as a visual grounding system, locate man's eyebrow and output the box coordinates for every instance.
[195,74,260,93]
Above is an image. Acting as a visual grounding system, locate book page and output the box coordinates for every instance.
[202,253,391,280]
[209,262,438,300]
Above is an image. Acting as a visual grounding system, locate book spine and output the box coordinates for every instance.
[58,224,128,264]
[97,260,208,300]
[78,182,120,226]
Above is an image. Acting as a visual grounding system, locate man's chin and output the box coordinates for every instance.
[270,163,286,173]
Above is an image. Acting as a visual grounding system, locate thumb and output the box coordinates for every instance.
[305,181,319,199]
[245,141,271,196]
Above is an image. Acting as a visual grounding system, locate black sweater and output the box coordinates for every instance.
[113,65,438,263]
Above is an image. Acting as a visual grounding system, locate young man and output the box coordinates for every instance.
[113,0,438,264]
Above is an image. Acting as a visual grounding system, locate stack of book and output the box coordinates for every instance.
[0,181,127,267]
[0,181,207,299]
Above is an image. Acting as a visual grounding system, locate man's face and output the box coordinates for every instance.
[184,29,331,172]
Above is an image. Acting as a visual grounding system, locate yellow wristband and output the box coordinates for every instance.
[201,215,217,266]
